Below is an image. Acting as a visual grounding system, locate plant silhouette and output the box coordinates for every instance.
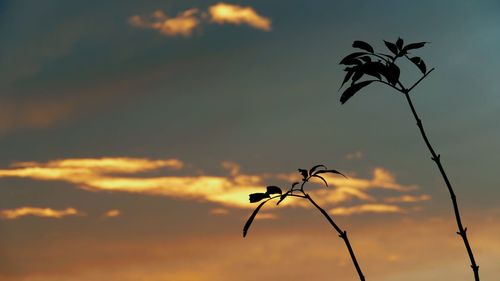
[338,38,480,281]
[243,165,366,281]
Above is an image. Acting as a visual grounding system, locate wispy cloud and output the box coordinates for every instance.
[0,99,75,135]
[384,194,431,203]
[129,3,271,37]
[0,207,83,220]
[330,204,403,216]
[208,3,271,31]
[346,150,363,160]
[0,158,427,214]
[129,9,200,37]
[103,209,121,218]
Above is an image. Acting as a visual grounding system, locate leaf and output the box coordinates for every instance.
[359,56,372,63]
[243,199,268,237]
[381,63,400,85]
[340,68,355,89]
[410,57,427,74]
[383,40,399,55]
[396,37,404,50]
[292,182,300,188]
[351,69,364,82]
[377,53,394,60]
[315,169,347,178]
[352,40,374,53]
[312,174,328,187]
[298,169,309,180]
[249,193,270,203]
[418,60,427,74]
[362,62,385,80]
[340,80,373,104]
[339,52,367,65]
[266,185,282,195]
[276,193,288,205]
[403,42,427,52]
[309,164,327,176]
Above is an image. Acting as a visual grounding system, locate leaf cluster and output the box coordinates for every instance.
[243,165,346,237]
[339,38,429,104]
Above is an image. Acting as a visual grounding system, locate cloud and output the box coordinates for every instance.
[0,158,426,214]
[346,151,363,160]
[384,194,431,203]
[208,3,272,31]
[129,9,200,37]
[0,207,83,220]
[210,208,229,215]
[103,209,121,218]
[129,3,271,37]
[330,204,403,216]
[0,99,75,135]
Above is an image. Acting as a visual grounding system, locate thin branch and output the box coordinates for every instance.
[407,68,435,93]
[403,92,479,281]
[304,193,365,281]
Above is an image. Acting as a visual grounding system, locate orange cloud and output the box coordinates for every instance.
[129,3,271,37]
[330,204,403,216]
[103,209,121,218]
[385,194,432,203]
[209,3,272,31]
[0,158,427,214]
[0,207,83,219]
[129,8,200,37]
[0,99,75,135]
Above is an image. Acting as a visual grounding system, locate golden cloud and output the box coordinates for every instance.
[103,209,121,218]
[330,204,403,216]
[385,194,432,203]
[129,3,271,37]
[129,8,200,37]
[0,207,83,219]
[0,158,427,214]
[208,3,272,31]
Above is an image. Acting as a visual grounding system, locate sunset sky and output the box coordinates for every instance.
[1,1,500,280]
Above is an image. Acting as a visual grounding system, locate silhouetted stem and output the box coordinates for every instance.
[304,193,366,281]
[403,91,480,281]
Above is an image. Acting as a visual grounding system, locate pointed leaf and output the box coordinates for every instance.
[340,68,355,89]
[410,57,426,74]
[359,56,372,63]
[352,40,374,53]
[351,69,364,82]
[383,40,399,55]
[310,164,327,176]
[340,80,373,104]
[381,63,400,85]
[276,193,288,205]
[298,169,308,180]
[403,42,427,52]
[243,199,268,237]
[291,182,300,190]
[418,60,427,74]
[396,38,404,50]
[315,169,347,178]
[362,62,385,80]
[312,174,328,187]
[339,52,367,65]
[249,193,270,203]
[266,185,282,195]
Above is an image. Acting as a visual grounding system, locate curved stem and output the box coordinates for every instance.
[403,92,480,281]
[304,193,366,281]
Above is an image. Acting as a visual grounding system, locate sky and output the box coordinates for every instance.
[1,1,500,280]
